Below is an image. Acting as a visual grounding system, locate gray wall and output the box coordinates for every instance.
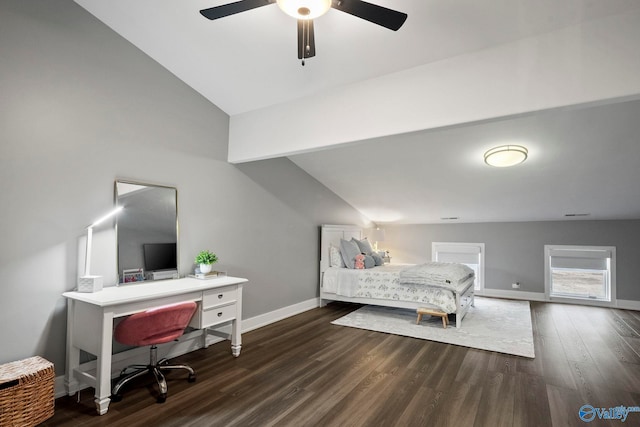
[384,221,640,300]
[0,0,368,370]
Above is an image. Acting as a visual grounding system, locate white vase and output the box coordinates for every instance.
[199,263,212,274]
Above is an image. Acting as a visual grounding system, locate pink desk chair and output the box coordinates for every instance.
[111,301,197,403]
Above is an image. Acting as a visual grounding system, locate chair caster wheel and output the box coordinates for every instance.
[157,394,167,403]
[111,394,123,402]
[188,374,196,383]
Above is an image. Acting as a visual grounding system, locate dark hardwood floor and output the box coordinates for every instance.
[43,301,640,427]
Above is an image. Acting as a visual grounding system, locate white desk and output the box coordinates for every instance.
[63,276,247,415]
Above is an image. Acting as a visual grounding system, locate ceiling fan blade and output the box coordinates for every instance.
[298,19,316,60]
[331,0,407,31]
[200,0,275,20]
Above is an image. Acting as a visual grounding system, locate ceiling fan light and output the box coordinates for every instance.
[484,145,528,167]
[276,0,332,19]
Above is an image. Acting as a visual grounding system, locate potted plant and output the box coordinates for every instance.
[195,250,218,274]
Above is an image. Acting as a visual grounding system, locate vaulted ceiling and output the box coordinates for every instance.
[75,0,640,224]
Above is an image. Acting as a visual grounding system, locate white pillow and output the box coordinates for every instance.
[329,245,345,268]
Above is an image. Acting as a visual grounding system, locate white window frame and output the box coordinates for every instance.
[544,245,616,307]
[432,242,485,292]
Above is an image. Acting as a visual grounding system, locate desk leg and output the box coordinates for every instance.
[231,284,243,357]
[231,318,241,357]
[202,328,209,349]
[94,311,114,415]
[65,300,80,395]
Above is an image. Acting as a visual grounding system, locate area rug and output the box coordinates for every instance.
[331,297,535,358]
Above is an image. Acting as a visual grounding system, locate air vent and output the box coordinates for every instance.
[440,217,459,220]
[564,213,590,217]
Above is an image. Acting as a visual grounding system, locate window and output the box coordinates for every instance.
[544,245,616,304]
[432,242,484,291]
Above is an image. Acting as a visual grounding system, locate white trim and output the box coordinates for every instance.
[54,375,68,399]
[617,299,640,311]
[477,289,546,302]
[544,244,617,304]
[548,295,618,308]
[474,288,640,311]
[242,298,319,333]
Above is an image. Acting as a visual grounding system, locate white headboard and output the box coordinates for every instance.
[320,225,363,281]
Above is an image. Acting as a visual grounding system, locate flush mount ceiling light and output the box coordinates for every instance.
[484,145,528,167]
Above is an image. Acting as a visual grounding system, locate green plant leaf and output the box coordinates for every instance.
[195,249,218,265]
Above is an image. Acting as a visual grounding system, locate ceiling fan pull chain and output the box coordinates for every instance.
[301,20,307,66]
[305,21,311,56]
[302,32,305,65]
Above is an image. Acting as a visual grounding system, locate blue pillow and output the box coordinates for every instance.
[364,255,375,269]
[340,238,361,269]
[371,253,383,266]
[352,237,374,255]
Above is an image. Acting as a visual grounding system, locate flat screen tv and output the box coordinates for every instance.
[143,243,177,272]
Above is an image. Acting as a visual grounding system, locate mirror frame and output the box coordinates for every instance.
[114,180,179,283]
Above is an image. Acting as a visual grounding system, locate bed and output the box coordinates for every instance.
[320,225,475,328]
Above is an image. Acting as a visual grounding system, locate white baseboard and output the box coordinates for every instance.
[242,298,319,333]
[617,299,640,311]
[476,288,546,302]
[478,289,640,312]
[53,298,320,398]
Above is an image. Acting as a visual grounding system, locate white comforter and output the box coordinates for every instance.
[399,262,474,292]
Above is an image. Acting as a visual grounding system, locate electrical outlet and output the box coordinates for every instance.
[512,282,521,289]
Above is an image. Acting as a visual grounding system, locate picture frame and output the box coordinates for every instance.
[122,268,145,283]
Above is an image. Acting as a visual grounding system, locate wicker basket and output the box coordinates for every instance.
[0,356,55,427]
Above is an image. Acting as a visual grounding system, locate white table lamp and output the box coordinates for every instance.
[371,228,385,251]
[78,206,123,292]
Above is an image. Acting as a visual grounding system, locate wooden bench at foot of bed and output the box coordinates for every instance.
[416,308,448,328]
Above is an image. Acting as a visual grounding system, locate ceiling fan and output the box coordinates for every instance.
[200,0,407,65]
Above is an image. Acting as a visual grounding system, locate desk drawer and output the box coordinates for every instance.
[202,286,237,308]
[197,303,237,328]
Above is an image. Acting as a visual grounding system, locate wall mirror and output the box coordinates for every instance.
[115,180,179,283]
